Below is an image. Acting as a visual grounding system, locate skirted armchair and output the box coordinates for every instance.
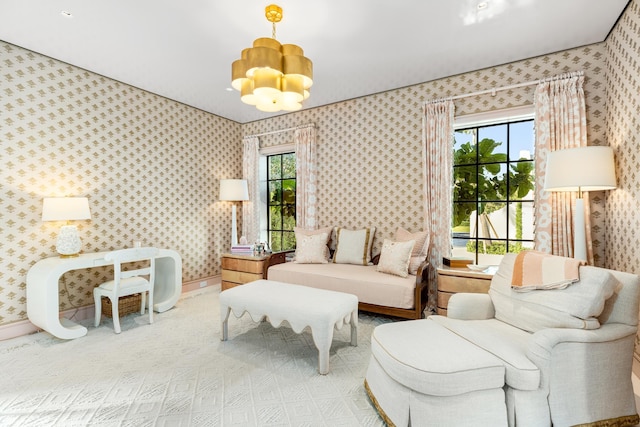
[366,253,640,426]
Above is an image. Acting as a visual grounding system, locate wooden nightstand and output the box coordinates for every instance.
[436,266,495,316]
[221,252,286,291]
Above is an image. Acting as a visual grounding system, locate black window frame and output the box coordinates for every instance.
[266,152,296,252]
[452,118,535,263]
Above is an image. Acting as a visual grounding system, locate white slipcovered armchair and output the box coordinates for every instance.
[435,253,640,426]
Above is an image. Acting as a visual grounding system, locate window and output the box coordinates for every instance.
[267,152,296,251]
[452,116,535,264]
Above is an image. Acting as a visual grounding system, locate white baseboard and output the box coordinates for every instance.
[0,275,221,342]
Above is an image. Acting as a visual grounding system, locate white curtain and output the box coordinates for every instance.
[533,72,592,263]
[242,136,260,244]
[422,99,455,313]
[295,125,317,229]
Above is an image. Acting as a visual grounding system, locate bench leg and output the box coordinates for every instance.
[312,325,334,375]
[220,305,230,341]
[350,309,358,347]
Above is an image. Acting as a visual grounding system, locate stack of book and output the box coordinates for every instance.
[230,244,254,255]
[442,257,472,268]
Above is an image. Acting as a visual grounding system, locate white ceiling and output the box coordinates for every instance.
[0,0,630,124]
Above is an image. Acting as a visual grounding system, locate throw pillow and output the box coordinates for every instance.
[294,226,332,261]
[489,253,619,332]
[332,227,376,265]
[395,227,429,275]
[376,239,415,278]
[293,232,330,264]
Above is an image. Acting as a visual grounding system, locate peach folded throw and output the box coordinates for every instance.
[511,250,586,291]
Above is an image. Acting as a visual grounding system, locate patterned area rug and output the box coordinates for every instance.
[0,286,390,426]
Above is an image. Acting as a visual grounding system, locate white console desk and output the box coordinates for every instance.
[27,249,182,340]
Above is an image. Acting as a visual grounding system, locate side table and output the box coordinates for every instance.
[221,252,286,291]
[436,266,495,315]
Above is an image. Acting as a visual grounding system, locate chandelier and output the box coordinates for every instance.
[231,4,313,112]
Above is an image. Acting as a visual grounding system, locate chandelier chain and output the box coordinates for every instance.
[272,22,276,39]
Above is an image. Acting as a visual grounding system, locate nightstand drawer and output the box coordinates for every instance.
[222,257,265,274]
[221,269,262,284]
[438,275,491,293]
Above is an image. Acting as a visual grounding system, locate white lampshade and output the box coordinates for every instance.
[42,197,92,257]
[219,179,249,201]
[42,197,92,221]
[544,146,617,193]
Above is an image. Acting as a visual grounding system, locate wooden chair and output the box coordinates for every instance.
[94,247,159,333]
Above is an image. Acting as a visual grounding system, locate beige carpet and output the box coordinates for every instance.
[0,286,390,426]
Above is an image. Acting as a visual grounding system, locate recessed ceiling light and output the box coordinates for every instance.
[225,87,233,92]
[60,11,73,18]
[477,2,489,10]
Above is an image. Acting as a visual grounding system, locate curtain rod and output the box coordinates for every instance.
[245,123,316,138]
[430,71,584,102]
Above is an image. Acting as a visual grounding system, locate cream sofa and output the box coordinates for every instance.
[266,254,429,319]
[365,253,640,426]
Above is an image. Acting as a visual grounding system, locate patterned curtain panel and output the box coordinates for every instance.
[422,99,455,312]
[242,136,260,244]
[295,125,317,229]
[533,71,593,263]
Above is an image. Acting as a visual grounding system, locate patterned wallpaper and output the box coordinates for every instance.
[605,0,640,274]
[0,21,619,329]
[244,42,609,308]
[0,42,243,324]
[605,0,640,363]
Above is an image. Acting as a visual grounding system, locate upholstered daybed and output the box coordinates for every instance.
[265,226,430,320]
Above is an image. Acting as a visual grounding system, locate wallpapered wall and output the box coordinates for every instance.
[606,0,640,273]
[605,0,640,363]
[0,24,614,328]
[0,41,243,325]
[243,43,608,308]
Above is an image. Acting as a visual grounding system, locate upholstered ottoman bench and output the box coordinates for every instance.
[219,279,358,375]
[365,318,507,426]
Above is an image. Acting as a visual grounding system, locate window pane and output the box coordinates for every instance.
[269,181,281,205]
[476,202,507,239]
[478,124,507,159]
[452,201,476,230]
[270,232,282,252]
[454,130,476,165]
[282,153,296,178]
[453,165,477,202]
[269,155,282,179]
[282,231,296,251]
[283,206,295,230]
[454,129,476,164]
[509,121,535,161]
[479,164,506,202]
[509,161,535,200]
[282,179,296,204]
[513,202,535,240]
[270,205,281,229]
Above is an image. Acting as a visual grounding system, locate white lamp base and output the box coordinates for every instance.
[574,198,587,261]
[231,205,238,247]
[56,225,82,257]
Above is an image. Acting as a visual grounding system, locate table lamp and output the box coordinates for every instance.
[219,179,249,246]
[544,146,617,261]
[42,197,92,257]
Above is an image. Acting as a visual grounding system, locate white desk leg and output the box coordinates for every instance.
[153,251,182,313]
[27,267,88,340]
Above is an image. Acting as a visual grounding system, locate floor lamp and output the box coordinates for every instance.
[544,146,617,261]
[219,179,249,247]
